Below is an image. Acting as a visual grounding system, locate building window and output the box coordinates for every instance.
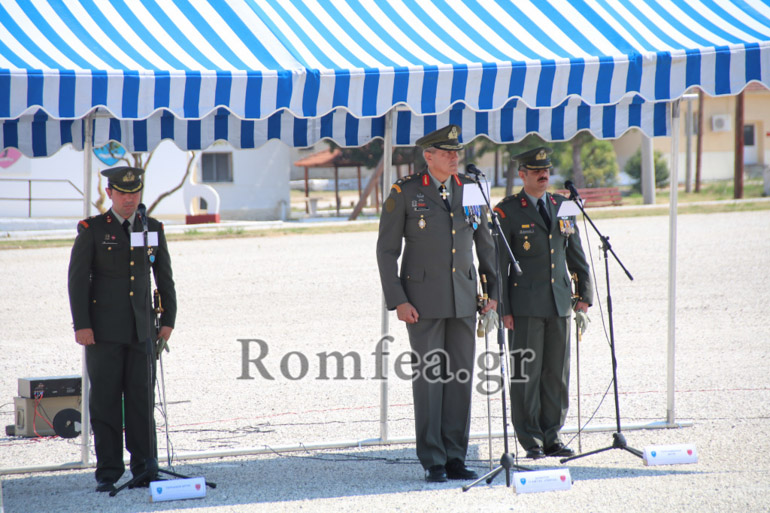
[201,153,233,182]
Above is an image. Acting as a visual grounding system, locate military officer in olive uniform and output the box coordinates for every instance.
[494,147,593,459]
[68,166,176,492]
[376,125,499,483]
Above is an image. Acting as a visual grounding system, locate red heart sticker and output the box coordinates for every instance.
[195,484,201,490]
[687,449,692,455]
[560,475,566,482]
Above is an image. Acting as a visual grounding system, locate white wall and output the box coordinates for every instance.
[1,139,291,221]
[203,139,291,221]
[0,141,187,219]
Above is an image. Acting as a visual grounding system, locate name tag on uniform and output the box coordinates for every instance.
[131,232,159,246]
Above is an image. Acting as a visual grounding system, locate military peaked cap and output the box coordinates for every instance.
[513,146,553,169]
[102,166,144,193]
[415,124,463,151]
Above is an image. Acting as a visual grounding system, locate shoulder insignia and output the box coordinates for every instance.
[422,174,430,186]
[78,220,90,229]
[520,196,529,208]
[493,207,506,219]
[550,195,557,205]
[453,174,462,187]
[391,183,402,194]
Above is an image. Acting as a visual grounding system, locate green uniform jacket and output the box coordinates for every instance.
[495,190,593,318]
[376,171,498,319]
[68,210,177,344]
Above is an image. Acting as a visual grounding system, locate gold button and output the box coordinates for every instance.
[551,249,554,254]
[107,247,112,251]
[130,247,134,251]
[452,230,456,234]
[92,299,96,304]
[130,261,134,266]
[452,248,456,253]
[450,213,454,217]
[130,276,135,281]
[551,264,555,269]
[524,235,528,239]
[452,268,456,272]
[129,291,134,296]
[551,279,555,283]
[513,283,518,287]
[549,234,552,239]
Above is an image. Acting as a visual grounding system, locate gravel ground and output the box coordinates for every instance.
[0,210,768,512]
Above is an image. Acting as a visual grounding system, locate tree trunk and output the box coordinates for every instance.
[695,89,704,193]
[505,161,516,197]
[572,139,586,188]
[147,151,196,215]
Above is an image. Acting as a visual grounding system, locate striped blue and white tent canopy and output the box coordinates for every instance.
[1,95,669,156]
[1,0,768,156]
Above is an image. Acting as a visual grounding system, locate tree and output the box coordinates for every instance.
[553,135,618,188]
[624,148,670,192]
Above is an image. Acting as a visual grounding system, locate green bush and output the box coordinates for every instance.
[624,149,670,192]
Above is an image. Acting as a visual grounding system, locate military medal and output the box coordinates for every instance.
[418,217,426,229]
[559,218,575,236]
[523,240,531,251]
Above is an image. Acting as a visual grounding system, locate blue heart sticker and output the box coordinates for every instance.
[156,487,163,494]
[520,478,526,485]
[651,451,657,457]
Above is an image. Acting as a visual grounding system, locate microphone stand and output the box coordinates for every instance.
[463,172,530,492]
[559,189,643,464]
[111,206,215,495]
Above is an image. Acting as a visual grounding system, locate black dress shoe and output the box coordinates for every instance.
[545,442,575,457]
[425,465,448,483]
[95,480,116,493]
[525,446,546,459]
[445,459,479,480]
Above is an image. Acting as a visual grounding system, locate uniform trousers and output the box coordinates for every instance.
[86,341,156,482]
[510,315,570,450]
[406,316,475,469]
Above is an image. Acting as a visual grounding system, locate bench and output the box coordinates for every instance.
[554,186,622,207]
[304,196,325,216]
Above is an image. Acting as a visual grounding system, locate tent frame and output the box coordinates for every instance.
[0,107,691,477]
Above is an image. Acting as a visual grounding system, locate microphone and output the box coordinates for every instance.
[564,180,580,200]
[465,164,484,177]
[137,203,148,231]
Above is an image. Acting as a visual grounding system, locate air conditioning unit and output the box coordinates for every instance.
[711,114,731,132]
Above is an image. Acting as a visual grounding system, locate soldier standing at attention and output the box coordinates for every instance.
[68,166,176,492]
[494,147,593,460]
[376,124,498,483]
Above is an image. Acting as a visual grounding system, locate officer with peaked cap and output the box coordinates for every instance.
[67,166,177,492]
[376,125,499,482]
[493,147,593,459]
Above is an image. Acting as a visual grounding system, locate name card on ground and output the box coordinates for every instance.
[643,444,698,466]
[513,469,572,494]
[150,477,206,502]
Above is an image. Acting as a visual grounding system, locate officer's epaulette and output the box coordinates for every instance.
[497,194,519,206]
[391,175,409,194]
[77,215,96,230]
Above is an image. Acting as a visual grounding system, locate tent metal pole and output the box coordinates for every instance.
[379,110,394,442]
[667,100,681,425]
[81,112,94,466]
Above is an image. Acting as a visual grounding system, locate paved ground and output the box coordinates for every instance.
[0,210,768,512]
